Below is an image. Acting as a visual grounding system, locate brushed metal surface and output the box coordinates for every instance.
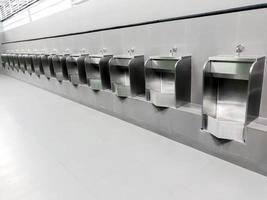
[216,79,248,122]
[13,54,20,72]
[149,89,176,108]
[210,62,251,78]
[32,54,44,77]
[0,54,8,68]
[85,54,112,90]
[8,53,15,70]
[109,55,145,97]
[145,56,191,108]
[52,54,69,82]
[25,54,35,75]
[112,82,131,97]
[17,54,26,73]
[246,57,265,123]
[88,79,102,90]
[66,54,88,85]
[41,54,55,79]
[202,56,265,142]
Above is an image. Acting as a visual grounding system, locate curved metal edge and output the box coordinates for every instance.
[245,57,266,126]
[77,55,87,84]
[128,56,145,97]
[144,58,153,101]
[201,60,211,131]
[175,56,191,108]
[99,56,113,90]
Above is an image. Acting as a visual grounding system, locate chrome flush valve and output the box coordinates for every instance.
[42,48,47,54]
[100,48,107,54]
[52,48,58,54]
[170,46,178,57]
[64,48,71,55]
[235,44,245,56]
[128,48,135,56]
[80,48,87,54]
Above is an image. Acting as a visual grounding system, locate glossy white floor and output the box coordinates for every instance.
[0,74,267,200]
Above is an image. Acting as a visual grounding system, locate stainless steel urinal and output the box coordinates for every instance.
[66,53,88,86]
[32,53,44,77]
[85,54,113,90]
[25,54,35,74]
[41,53,55,79]
[1,53,8,68]
[145,56,191,108]
[52,53,69,82]
[109,54,145,97]
[13,53,20,71]
[202,55,265,142]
